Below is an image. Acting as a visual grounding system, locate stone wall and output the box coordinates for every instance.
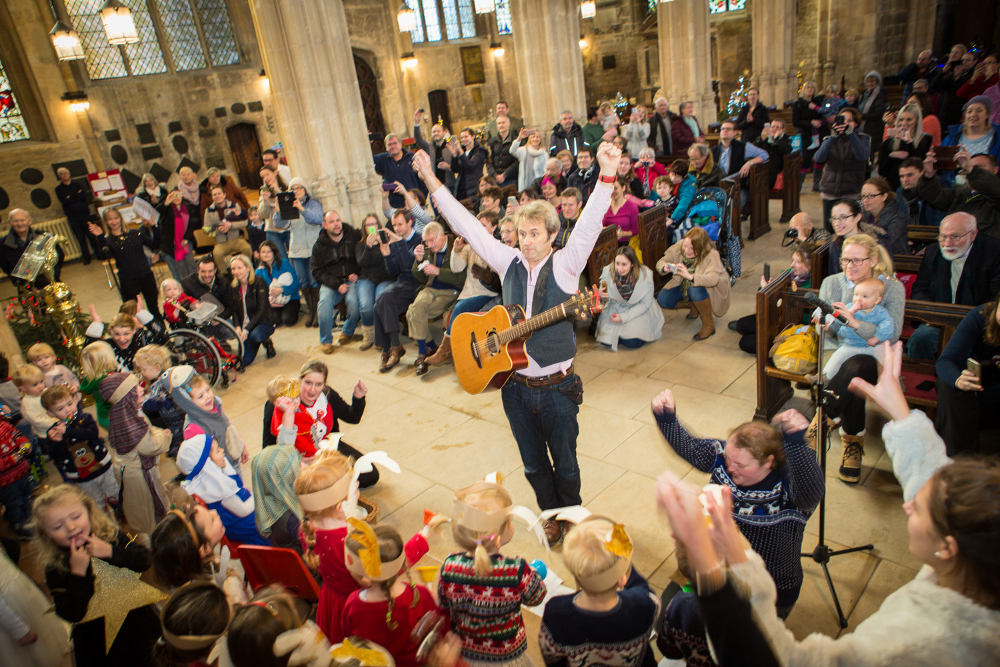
[581,2,645,107]
[712,12,753,119]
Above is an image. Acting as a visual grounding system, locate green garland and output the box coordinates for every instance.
[4,293,90,376]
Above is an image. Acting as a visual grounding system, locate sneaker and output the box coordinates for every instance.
[542,519,563,546]
[839,434,865,484]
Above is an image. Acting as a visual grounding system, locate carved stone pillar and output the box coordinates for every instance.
[248,0,381,223]
[657,0,716,125]
[752,0,797,106]
[510,0,586,131]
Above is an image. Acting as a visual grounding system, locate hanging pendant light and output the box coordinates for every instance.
[49,21,85,61]
[397,3,417,33]
[581,1,596,19]
[100,0,139,45]
[474,0,495,13]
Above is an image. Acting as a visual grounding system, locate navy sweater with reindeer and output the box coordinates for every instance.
[655,410,824,607]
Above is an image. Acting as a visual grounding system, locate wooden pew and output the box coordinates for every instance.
[908,225,938,244]
[747,161,771,240]
[655,154,690,168]
[810,238,835,286]
[586,225,619,286]
[769,151,802,223]
[638,206,671,290]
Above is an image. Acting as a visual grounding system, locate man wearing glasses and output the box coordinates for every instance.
[908,211,1000,358]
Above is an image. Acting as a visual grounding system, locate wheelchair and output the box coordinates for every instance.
[164,300,244,388]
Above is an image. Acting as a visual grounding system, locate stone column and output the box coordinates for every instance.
[510,0,586,131]
[248,0,381,223]
[657,0,715,125]
[751,0,797,107]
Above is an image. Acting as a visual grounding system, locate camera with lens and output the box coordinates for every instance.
[833,114,848,135]
[782,227,798,247]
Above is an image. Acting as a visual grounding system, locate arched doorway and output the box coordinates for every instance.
[226,122,262,189]
[354,53,386,155]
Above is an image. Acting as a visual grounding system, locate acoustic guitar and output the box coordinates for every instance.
[450,289,603,395]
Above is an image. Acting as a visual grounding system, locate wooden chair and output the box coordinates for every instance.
[638,206,671,290]
[768,151,802,223]
[238,545,322,602]
[747,161,771,240]
[908,225,939,244]
[809,238,835,286]
[192,228,216,253]
[586,225,619,286]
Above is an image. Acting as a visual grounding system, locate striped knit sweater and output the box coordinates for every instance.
[655,410,825,607]
[438,552,547,662]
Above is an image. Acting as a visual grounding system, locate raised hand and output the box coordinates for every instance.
[353,379,367,398]
[772,409,809,434]
[411,149,434,181]
[848,341,910,421]
[596,141,623,176]
[87,222,103,236]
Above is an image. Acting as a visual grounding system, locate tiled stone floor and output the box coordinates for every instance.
[2,191,915,653]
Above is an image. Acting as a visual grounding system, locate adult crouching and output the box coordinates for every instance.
[655,227,731,340]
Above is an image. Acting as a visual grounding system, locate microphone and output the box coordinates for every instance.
[804,292,849,324]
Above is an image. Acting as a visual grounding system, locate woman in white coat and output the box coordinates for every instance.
[596,246,664,351]
[511,127,548,191]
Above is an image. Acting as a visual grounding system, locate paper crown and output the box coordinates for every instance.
[297,451,400,514]
[271,376,299,400]
[541,507,633,590]
[343,518,407,582]
[451,473,549,551]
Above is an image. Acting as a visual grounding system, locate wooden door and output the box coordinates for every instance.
[226,123,262,189]
[428,90,451,130]
[354,54,386,155]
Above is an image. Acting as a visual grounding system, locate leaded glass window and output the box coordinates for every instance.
[157,0,207,71]
[710,0,746,14]
[63,0,128,79]
[0,56,29,143]
[495,0,512,35]
[194,0,240,67]
[408,0,482,43]
[421,0,442,42]
[405,0,426,43]
[122,0,167,75]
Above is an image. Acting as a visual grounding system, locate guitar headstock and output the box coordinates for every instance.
[568,287,604,318]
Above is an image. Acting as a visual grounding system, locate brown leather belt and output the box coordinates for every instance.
[511,365,575,388]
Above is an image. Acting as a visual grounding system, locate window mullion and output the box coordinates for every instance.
[185,0,214,67]
[144,0,177,73]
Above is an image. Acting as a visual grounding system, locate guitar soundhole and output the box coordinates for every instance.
[486,331,500,355]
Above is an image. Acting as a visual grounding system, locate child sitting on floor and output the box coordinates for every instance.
[176,433,268,546]
[539,516,660,666]
[133,345,185,458]
[41,385,118,512]
[821,277,895,379]
[26,342,80,394]
[169,367,246,472]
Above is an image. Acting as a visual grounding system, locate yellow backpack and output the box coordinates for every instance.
[769,324,818,374]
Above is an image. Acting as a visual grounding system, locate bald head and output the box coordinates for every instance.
[7,209,30,238]
[788,211,815,239]
[917,50,933,67]
[938,212,977,261]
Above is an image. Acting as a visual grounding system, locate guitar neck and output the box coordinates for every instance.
[499,298,578,345]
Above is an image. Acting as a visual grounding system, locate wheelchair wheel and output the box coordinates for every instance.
[205,316,245,373]
[166,329,222,387]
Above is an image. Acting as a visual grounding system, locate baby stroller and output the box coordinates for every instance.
[164,300,243,388]
[674,186,742,285]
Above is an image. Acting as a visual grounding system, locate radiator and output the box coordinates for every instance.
[0,217,82,279]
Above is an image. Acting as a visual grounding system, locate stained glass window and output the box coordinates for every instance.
[408,0,483,43]
[63,0,128,79]
[157,0,207,72]
[194,0,240,67]
[495,0,512,35]
[122,0,167,75]
[648,0,657,13]
[0,56,29,143]
[710,0,746,14]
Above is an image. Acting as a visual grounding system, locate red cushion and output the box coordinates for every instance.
[901,369,937,402]
[898,272,917,299]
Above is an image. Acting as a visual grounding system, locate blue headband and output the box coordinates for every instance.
[186,434,213,481]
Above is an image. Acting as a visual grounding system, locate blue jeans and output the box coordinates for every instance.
[445,295,494,334]
[356,279,392,327]
[500,375,582,510]
[657,285,709,308]
[906,324,940,360]
[318,283,359,344]
[243,323,276,366]
[0,474,32,530]
[289,257,316,289]
[266,230,290,261]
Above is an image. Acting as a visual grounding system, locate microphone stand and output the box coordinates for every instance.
[800,321,874,628]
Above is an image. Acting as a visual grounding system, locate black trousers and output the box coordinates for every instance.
[373,282,415,349]
[935,379,1000,456]
[68,214,98,262]
[120,271,162,321]
[824,354,878,435]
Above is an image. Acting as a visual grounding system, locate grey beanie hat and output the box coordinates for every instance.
[963,95,993,117]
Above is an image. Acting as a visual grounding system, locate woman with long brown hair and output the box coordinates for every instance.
[655,227,730,340]
[596,245,663,351]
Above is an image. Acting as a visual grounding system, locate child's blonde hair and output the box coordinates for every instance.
[31,484,119,571]
[26,342,55,362]
[186,373,210,393]
[265,375,297,403]
[562,518,626,594]
[452,484,513,576]
[161,278,183,296]
[855,277,886,299]
[133,344,172,372]
[293,452,352,570]
[345,524,414,629]
[12,364,44,387]
[80,341,117,380]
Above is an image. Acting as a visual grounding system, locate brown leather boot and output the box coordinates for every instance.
[692,298,715,340]
[686,300,699,319]
[380,345,405,372]
[425,335,452,365]
[839,432,865,484]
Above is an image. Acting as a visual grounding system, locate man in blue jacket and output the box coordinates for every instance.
[372,209,421,372]
[374,135,426,208]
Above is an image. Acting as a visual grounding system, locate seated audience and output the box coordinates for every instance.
[861,177,909,254]
[713,120,769,208]
[255,240,301,327]
[939,96,1000,186]
[878,102,933,190]
[203,184,251,273]
[355,213,393,351]
[917,147,1000,239]
[373,209,422,372]
[935,289,1000,455]
[655,161,697,233]
[550,110,585,156]
[653,392,823,616]
[908,212,1000,359]
[596,246,663,351]
[407,222,465,376]
[672,101,705,154]
[687,143,724,188]
[896,157,944,227]
[603,178,639,244]
[655,227,731,340]
[182,255,235,318]
[786,210,831,248]
[617,155,644,199]
[957,53,999,101]
[566,147,598,203]
[655,342,1000,665]
[633,147,666,198]
[554,188,582,249]
[821,277,896,379]
[312,210,362,354]
[380,182,431,233]
[827,199,884,275]
[753,119,793,188]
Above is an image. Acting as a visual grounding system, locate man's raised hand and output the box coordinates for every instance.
[596,142,623,177]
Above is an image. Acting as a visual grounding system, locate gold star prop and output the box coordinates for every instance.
[605,523,633,559]
[330,637,394,666]
[79,557,167,653]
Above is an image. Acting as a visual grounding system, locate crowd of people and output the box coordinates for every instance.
[1,41,1000,666]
